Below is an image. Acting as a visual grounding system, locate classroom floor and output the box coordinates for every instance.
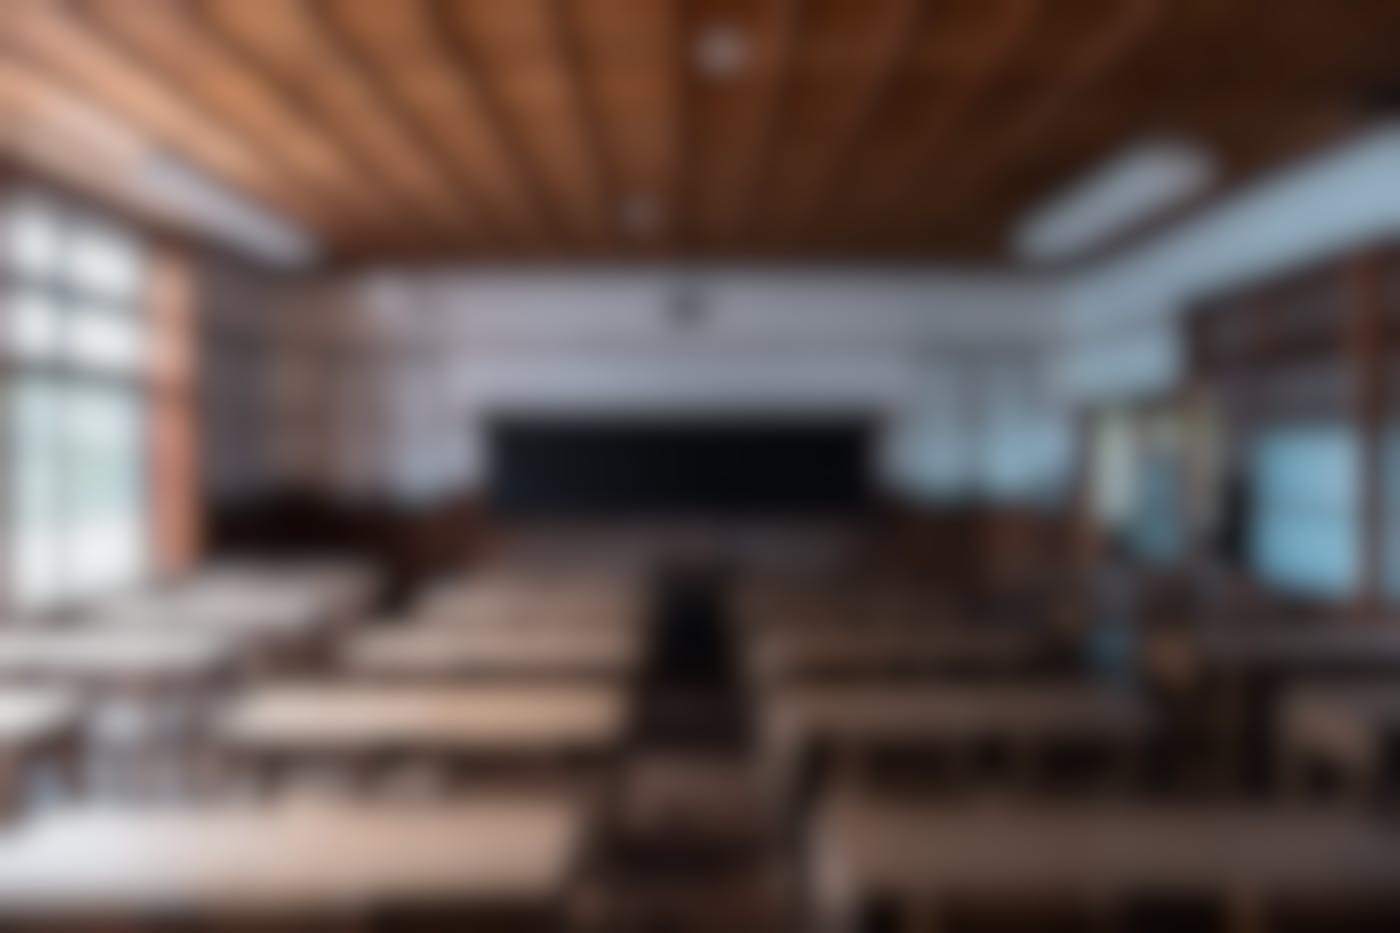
[586,566,790,931]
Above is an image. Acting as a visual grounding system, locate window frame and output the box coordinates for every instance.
[0,188,154,613]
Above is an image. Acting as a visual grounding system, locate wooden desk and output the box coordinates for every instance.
[0,792,586,924]
[342,623,641,681]
[190,560,379,620]
[416,579,642,630]
[760,682,1151,800]
[1147,626,1400,791]
[1150,626,1400,688]
[216,683,629,779]
[0,629,236,691]
[90,576,364,675]
[0,688,83,817]
[812,788,1400,931]
[1279,683,1400,798]
[744,625,1048,684]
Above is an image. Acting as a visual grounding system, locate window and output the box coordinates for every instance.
[0,195,150,611]
[1249,424,1361,600]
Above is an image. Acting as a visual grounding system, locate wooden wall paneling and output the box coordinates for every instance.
[147,241,203,573]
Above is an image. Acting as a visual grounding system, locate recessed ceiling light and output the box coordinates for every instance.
[693,24,748,80]
[619,194,663,238]
[1013,138,1215,264]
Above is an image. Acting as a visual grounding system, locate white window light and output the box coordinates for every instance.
[1013,138,1215,264]
[135,154,320,270]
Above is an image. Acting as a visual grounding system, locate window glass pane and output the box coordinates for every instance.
[1,199,152,610]
[9,377,64,611]
[3,289,64,362]
[68,305,143,373]
[2,202,63,278]
[1249,424,1360,599]
[66,226,142,299]
[64,384,145,596]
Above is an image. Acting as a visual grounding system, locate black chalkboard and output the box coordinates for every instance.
[486,417,874,517]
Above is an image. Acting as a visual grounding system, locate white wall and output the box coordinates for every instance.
[199,124,1400,508]
[252,267,1074,505]
[1058,125,1400,403]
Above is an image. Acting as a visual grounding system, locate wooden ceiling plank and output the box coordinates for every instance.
[198,0,479,251]
[917,0,1163,245]
[429,0,569,248]
[563,0,682,253]
[69,0,384,235]
[726,0,801,244]
[4,0,348,247]
[546,0,619,247]
[779,0,923,245]
[312,0,513,254]
[851,0,1040,248]
[185,0,453,254]
[547,0,620,247]
[670,0,693,253]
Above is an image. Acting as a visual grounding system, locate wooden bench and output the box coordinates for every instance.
[810,787,1400,932]
[341,622,642,682]
[215,683,630,791]
[0,791,589,930]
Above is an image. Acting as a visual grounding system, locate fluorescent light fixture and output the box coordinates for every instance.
[693,24,748,80]
[135,153,320,269]
[1013,138,1215,264]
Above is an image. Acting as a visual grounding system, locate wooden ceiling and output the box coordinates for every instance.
[3,0,1400,263]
